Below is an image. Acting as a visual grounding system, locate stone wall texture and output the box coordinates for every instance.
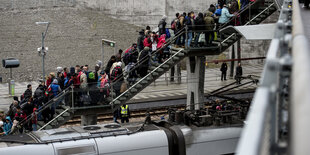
[75,0,218,28]
[0,0,141,82]
[0,0,280,82]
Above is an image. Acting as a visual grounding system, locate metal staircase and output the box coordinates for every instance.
[108,0,277,110]
[16,0,278,131]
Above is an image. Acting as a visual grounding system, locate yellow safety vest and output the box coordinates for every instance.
[121,105,128,117]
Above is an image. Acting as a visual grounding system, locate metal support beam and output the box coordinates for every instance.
[230,44,235,77]
[186,56,205,110]
[237,40,241,63]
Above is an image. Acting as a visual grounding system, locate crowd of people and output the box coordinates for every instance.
[168,0,257,48]
[0,0,256,135]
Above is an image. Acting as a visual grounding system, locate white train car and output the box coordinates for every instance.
[0,122,242,155]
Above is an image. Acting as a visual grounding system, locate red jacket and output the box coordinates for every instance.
[157,34,166,49]
[46,78,52,88]
[143,37,152,48]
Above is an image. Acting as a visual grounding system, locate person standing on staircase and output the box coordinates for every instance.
[138,47,151,77]
[235,63,243,84]
[158,15,167,36]
[219,4,235,25]
[50,79,62,116]
[120,104,130,123]
[185,12,194,48]
[22,84,32,103]
[137,29,145,52]
[204,11,215,46]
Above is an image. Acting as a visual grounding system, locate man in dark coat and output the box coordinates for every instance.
[220,62,228,81]
[138,47,150,77]
[235,63,243,84]
[23,84,32,102]
[137,29,145,52]
[105,56,116,78]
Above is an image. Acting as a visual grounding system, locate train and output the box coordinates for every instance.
[0,120,242,155]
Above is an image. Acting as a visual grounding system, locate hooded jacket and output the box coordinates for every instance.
[50,79,61,96]
[3,116,12,135]
[204,12,215,31]
[219,7,234,24]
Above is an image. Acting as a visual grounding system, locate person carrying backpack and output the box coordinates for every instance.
[171,13,180,34]
[138,47,151,77]
[111,62,124,96]
[123,44,138,66]
[158,15,167,36]
[99,71,110,103]
[125,61,138,85]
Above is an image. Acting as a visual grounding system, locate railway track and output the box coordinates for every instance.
[63,105,186,126]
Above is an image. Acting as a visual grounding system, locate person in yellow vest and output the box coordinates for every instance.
[120,104,130,123]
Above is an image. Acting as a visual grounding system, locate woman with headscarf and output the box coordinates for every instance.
[158,15,167,36]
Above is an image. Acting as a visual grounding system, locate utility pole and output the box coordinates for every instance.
[36,22,50,79]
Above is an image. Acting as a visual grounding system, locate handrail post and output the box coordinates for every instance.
[71,86,74,110]
[185,25,188,49]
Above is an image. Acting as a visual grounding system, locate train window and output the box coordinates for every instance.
[57,145,96,155]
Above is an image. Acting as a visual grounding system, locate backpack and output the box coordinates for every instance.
[111,66,122,81]
[64,78,73,88]
[123,52,131,65]
[126,62,137,78]
[88,72,95,80]
[171,18,178,30]
[176,19,182,30]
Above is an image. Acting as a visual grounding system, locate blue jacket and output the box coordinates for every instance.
[214,8,222,16]
[51,84,61,97]
[219,7,234,24]
[3,116,12,135]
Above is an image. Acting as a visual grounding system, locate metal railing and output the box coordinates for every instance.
[290,0,310,154]
[236,0,292,154]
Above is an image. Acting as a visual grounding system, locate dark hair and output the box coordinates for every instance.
[13,96,18,101]
[188,12,191,16]
[176,13,180,18]
[76,65,80,68]
[64,67,67,71]
[183,12,187,16]
[16,105,21,110]
[111,55,116,59]
[27,84,31,88]
[146,26,150,30]
[80,66,84,70]
[119,49,123,54]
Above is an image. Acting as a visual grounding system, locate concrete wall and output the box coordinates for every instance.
[76,0,217,28]
[0,2,141,82]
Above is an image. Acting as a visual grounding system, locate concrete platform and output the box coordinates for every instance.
[129,63,263,102]
[0,63,263,113]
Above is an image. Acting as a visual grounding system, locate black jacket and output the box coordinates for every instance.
[137,34,145,50]
[139,49,150,67]
[23,89,32,101]
[221,63,228,72]
[105,59,116,74]
[158,19,167,35]
[236,66,243,76]
[194,15,205,31]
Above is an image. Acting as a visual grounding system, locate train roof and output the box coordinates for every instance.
[0,122,160,144]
